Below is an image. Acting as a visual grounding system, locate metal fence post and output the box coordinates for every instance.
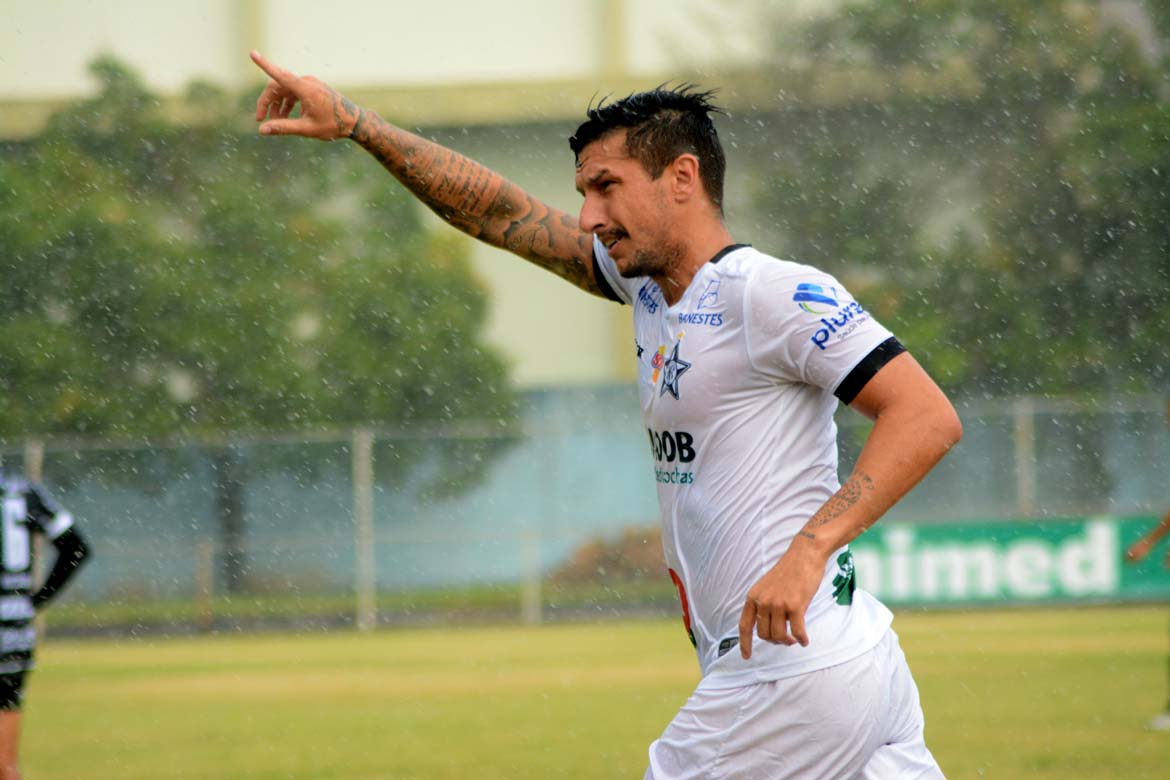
[23,439,44,482]
[195,539,215,632]
[1013,398,1037,518]
[521,529,542,625]
[353,428,377,631]
[26,439,46,637]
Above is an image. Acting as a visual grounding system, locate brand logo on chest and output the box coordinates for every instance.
[677,280,725,327]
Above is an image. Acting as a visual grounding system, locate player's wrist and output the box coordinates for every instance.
[346,105,366,140]
[792,529,835,562]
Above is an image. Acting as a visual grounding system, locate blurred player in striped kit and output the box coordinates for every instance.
[0,472,91,780]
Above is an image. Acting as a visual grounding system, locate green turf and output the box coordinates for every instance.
[23,605,1170,779]
[45,580,680,631]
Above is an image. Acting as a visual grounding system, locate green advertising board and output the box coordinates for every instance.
[850,515,1169,606]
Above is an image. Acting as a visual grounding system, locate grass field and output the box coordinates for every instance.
[24,605,1170,779]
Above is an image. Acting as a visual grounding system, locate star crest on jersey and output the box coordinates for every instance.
[659,342,691,399]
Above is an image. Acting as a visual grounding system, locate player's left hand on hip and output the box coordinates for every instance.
[737,559,821,659]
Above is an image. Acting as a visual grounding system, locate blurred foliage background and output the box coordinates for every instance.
[754,0,1170,398]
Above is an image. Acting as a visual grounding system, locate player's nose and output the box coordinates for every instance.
[578,194,606,235]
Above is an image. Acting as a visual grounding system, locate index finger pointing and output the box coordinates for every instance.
[250,51,298,88]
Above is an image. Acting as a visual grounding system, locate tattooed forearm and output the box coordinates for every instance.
[498,200,600,289]
[335,95,360,139]
[809,472,874,529]
[797,472,876,542]
[348,110,599,294]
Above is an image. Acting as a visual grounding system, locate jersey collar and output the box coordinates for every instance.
[708,243,751,265]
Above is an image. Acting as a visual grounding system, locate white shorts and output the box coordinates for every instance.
[645,628,943,780]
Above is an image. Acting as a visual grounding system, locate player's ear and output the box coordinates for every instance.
[669,154,701,203]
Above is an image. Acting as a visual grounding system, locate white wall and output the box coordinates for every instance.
[1,0,245,98]
[0,0,812,98]
[0,0,817,388]
[263,1,599,86]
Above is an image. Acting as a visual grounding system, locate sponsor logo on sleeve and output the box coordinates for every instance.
[794,282,871,351]
[793,283,838,313]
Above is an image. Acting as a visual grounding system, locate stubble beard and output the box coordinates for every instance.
[619,238,687,280]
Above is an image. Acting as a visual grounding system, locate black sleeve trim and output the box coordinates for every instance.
[31,527,91,609]
[592,248,625,304]
[834,337,907,405]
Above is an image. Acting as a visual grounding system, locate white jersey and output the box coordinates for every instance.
[593,237,899,689]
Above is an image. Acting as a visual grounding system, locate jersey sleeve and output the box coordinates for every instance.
[31,525,90,609]
[744,261,897,398]
[591,235,640,305]
[25,483,75,541]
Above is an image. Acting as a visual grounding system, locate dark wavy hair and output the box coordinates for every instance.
[569,85,727,212]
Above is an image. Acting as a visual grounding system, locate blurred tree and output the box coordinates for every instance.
[755,0,1170,398]
[0,57,518,592]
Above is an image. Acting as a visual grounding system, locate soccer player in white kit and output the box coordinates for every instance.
[251,53,963,779]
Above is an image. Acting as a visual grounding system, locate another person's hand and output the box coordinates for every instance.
[251,51,360,140]
[737,540,826,659]
[1126,538,1154,564]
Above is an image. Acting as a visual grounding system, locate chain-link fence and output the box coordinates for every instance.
[4,387,1167,635]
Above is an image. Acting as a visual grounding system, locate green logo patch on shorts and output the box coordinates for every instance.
[832,550,856,606]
